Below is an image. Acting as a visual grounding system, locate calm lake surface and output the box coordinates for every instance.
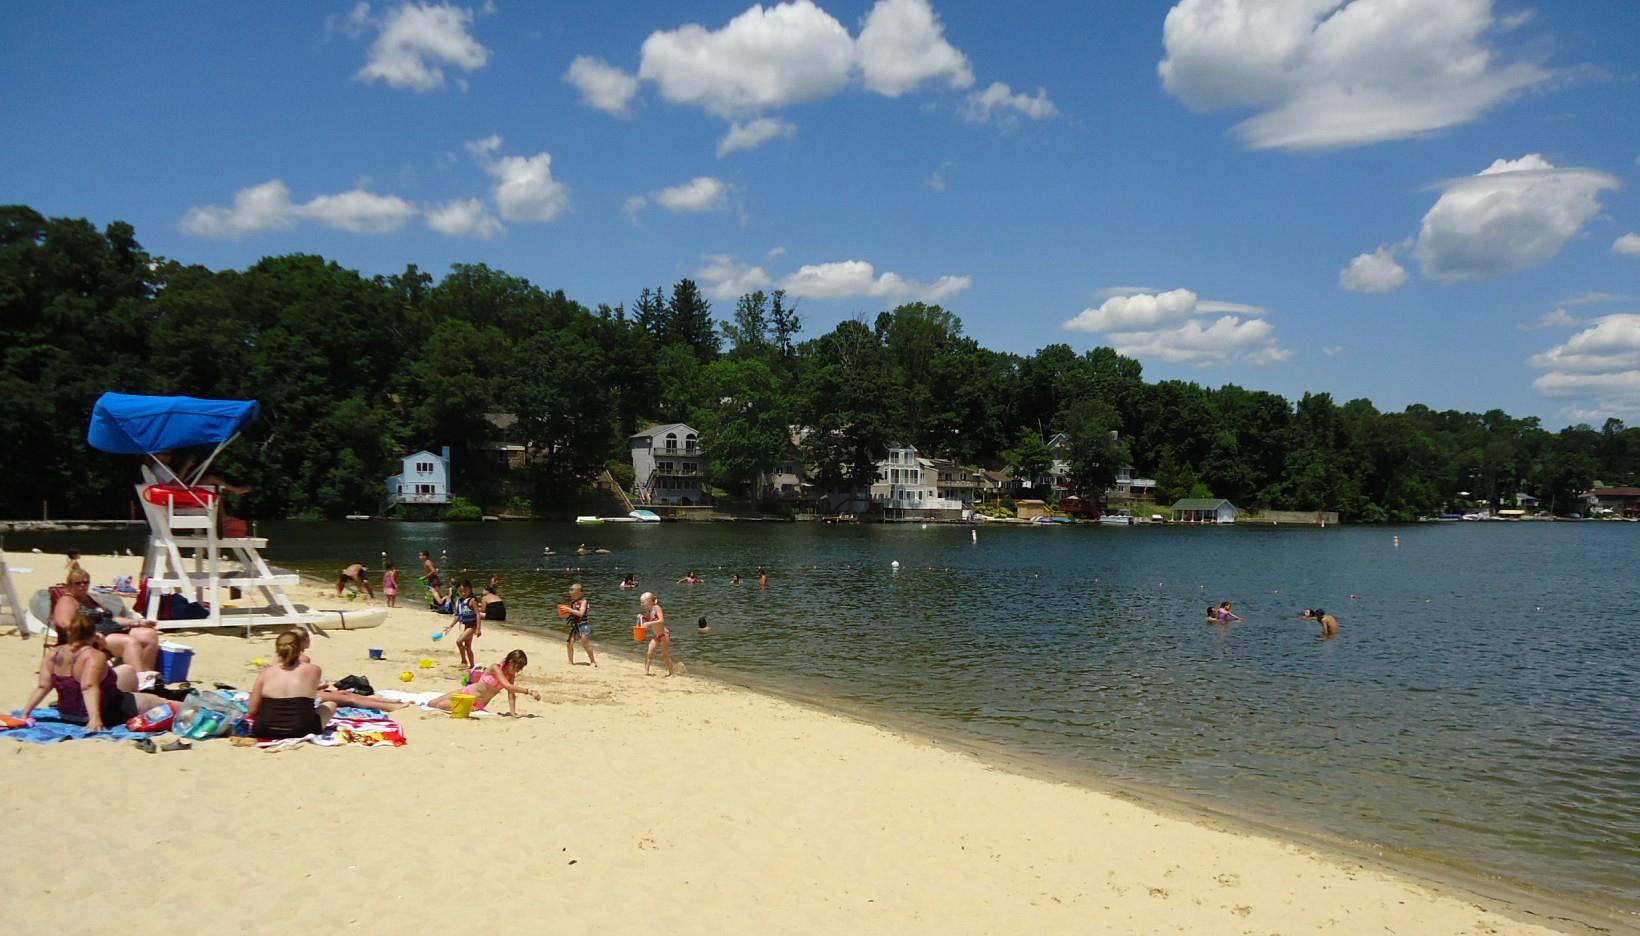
[21,519,1640,916]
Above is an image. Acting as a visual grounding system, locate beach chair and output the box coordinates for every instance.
[88,393,323,638]
[0,544,49,638]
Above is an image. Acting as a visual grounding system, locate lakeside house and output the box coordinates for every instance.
[1014,498,1051,520]
[1584,486,1640,518]
[1109,467,1158,503]
[1171,497,1237,524]
[484,412,528,469]
[386,447,452,506]
[631,423,707,506]
[870,443,967,519]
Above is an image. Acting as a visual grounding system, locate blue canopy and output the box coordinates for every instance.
[86,393,261,455]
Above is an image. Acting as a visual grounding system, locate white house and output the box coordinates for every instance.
[386,447,452,506]
[871,444,966,517]
[1171,498,1237,524]
[631,423,708,506]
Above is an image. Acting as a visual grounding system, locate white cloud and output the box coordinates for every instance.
[1519,308,1580,331]
[1530,314,1640,419]
[1063,288,1200,333]
[1413,154,1619,281]
[717,117,796,157]
[1063,288,1288,366]
[1339,241,1409,293]
[1094,285,1158,300]
[961,82,1058,124]
[767,245,786,259]
[1158,0,1550,150]
[1197,299,1269,315]
[181,180,300,239]
[1322,345,1344,356]
[855,0,973,97]
[697,254,773,300]
[1555,291,1630,307]
[563,56,640,116]
[780,259,970,303]
[637,0,856,118]
[467,136,569,222]
[622,196,649,221]
[1107,316,1292,367]
[654,176,733,213]
[181,179,415,238]
[425,197,504,239]
[300,189,417,233]
[326,2,374,39]
[351,2,491,92]
[1614,233,1640,257]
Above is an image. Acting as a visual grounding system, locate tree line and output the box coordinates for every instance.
[3,205,1636,522]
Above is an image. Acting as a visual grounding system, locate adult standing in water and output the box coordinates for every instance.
[1303,608,1340,637]
[756,566,768,588]
[479,575,506,622]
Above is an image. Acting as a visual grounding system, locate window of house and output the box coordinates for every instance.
[685,433,697,453]
[415,461,434,473]
[664,432,678,453]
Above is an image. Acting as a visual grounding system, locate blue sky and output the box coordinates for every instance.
[4,1,1638,424]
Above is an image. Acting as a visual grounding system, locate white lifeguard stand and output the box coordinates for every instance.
[89,393,323,638]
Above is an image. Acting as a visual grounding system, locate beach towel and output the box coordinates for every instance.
[329,715,407,747]
[375,688,495,716]
[2,708,146,744]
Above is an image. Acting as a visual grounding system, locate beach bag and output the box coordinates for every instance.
[333,675,374,696]
[173,690,246,740]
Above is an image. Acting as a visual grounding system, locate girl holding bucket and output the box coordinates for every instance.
[639,592,672,677]
[441,580,481,670]
[429,650,538,716]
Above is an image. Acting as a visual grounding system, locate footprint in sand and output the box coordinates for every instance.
[1147,887,1169,899]
[1214,873,1240,887]
[1230,905,1251,917]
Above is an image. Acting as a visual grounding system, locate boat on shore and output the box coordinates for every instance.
[629,509,661,522]
[1099,511,1135,526]
[575,515,603,525]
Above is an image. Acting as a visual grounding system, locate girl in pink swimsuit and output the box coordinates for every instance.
[428,650,538,715]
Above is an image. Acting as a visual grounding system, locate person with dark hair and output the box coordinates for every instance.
[479,575,506,622]
[337,563,375,601]
[442,580,481,669]
[249,630,337,740]
[756,566,768,588]
[429,650,538,715]
[17,612,171,731]
[1303,608,1340,637]
[419,550,445,606]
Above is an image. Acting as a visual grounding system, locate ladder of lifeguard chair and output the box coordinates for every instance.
[0,546,48,638]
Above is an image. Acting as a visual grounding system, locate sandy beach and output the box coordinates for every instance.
[0,553,1604,935]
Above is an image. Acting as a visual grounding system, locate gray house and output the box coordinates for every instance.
[631,423,707,506]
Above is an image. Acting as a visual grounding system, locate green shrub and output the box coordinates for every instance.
[444,495,482,521]
[288,506,324,521]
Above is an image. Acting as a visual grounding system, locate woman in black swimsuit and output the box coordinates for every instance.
[480,575,506,622]
[249,631,336,739]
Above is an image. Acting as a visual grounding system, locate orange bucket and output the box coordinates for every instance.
[556,604,571,618]
[633,625,647,642]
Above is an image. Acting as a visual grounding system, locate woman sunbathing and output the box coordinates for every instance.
[18,612,172,731]
[248,631,337,740]
[54,568,160,675]
[428,650,538,716]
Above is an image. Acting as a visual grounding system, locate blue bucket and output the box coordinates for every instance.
[369,648,384,660]
[159,643,194,683]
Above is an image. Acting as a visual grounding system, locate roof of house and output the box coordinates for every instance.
[1171,498,1236,511]
[400,449,445,462]
[1589,486,1640,496]
[983,469,1014,482]
[629,423,698,441]
[484,412,517,430]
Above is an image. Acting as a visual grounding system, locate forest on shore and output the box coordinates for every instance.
[3,205,1637,522]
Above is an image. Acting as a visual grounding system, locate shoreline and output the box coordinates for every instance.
[2,552,1629,934]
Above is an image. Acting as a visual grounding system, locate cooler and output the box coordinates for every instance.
[159,642,194,683]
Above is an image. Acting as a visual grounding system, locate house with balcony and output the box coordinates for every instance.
[386,447,452,506]
[1108,467,1158,503]
[931,459,981,509]
[870,444,967,519]
[631,423,708,506]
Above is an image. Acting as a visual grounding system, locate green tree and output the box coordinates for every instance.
[1058,400,1131,501]
[1005,429,1054,491]
[691,358,792,501]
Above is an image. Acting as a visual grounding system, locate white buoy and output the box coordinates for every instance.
[971,529,977,543]
[891,560,900,570]
[1393,535,1400,548]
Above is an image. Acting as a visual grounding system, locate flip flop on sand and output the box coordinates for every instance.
[160,740,192,752]
[133,738,157,754]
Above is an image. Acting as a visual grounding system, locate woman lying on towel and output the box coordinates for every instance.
[55,569,160,675]
[18,612,173,732]
[428,650,539,716]
[248,631,338,740]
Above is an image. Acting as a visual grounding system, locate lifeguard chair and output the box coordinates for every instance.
[88,393,322,637]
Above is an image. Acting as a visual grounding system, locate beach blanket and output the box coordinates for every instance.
[2,708,146,744]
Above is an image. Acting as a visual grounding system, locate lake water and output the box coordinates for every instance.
[18,519,1639,918]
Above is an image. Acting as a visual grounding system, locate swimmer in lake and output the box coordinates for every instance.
[1218,601,1243,623]
[1303,608,1340,637]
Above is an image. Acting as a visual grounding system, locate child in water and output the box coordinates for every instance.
[1218,601,1243,623]
[565,584,596,667]
[640,591,672,677]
